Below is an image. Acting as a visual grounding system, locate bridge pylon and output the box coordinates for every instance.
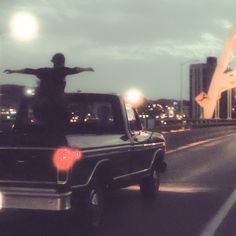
[195,25,236,119]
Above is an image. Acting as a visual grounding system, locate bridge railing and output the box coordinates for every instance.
[142,118,236,132]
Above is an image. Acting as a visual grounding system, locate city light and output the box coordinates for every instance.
[124,89,144,108]
[24,88,35,96]
[10,12,39,41]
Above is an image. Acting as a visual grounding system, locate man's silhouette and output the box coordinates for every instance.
[4,53,94,130]
[4,53,94,98]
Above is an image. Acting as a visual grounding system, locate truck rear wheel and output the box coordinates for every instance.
[81,180,104,229]
[140,168,160,198]
[70,179,104,231]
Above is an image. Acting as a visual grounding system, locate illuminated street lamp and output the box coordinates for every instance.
[9,12,39,41]
[24,88,35,96]
[124,89,144,108]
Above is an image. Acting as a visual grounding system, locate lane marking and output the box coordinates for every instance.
[166,133,236,155]
[200,188,236,236]
[201,140,223,148]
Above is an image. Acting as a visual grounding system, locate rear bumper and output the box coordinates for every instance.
[0,187,72,211]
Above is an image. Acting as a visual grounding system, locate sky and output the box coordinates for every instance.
[0,0,235,100]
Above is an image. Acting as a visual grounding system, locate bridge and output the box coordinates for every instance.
[142,118,236,151]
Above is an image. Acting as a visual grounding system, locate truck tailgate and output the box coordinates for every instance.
[0,132,67,184]
[0,148,57,183]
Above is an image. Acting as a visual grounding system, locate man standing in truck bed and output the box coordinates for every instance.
[4,53,94,130]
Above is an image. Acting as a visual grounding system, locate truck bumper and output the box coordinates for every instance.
[0,187,72,211]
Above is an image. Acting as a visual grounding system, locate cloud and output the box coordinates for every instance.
[216,19,233,30]
[1,0,236,100]
[80,32,222,61]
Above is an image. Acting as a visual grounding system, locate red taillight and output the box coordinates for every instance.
[53,147,82,171]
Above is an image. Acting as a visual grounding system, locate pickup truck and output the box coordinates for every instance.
[0,92,166,228]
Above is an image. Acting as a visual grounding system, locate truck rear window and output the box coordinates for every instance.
[12,94,125,134]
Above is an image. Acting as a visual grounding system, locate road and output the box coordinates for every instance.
[1,133,236,235]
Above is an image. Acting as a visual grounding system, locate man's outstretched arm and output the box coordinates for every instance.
[4,68,37,75]
[66,67,95,75]
[76,67,94,73]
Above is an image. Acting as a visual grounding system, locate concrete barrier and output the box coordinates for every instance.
[161,125,236,151]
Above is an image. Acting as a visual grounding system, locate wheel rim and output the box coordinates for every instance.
[90,189,99,206]
[153,169,159,187]
[89,188,101,227]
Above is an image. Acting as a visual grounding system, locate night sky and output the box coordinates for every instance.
[0,0,235,100]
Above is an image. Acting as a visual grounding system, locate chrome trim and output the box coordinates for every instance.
[83,145,131,153]
[133,143,163,151]
[57,170,70,185]
[0,147,55,151]
[56,148,130,185]
[71,159,110,189]
[0,187,72,211]
[81,145,131,159]
[112,148,165,181]
[143,142,165,147]
[0,187,56,193]
[149,148,165,170]
[0,180,55,184]
[113,168,149,180]
[83,149,131,158]
[72,148,165,187]
[81,142,162,158]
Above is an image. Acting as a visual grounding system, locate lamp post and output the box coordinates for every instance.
[180,59,199,115]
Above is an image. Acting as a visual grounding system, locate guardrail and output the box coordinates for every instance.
[162,125,236,151]
[143,118,236,132]
[142,118,236,151]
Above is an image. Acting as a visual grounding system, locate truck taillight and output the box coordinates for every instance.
[53,147,82,171]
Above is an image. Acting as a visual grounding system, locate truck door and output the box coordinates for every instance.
[125,104,153,173]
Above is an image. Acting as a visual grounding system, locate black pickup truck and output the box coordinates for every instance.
[0,92,166,228]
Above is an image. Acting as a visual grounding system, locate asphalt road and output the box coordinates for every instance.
[1,133,236,236]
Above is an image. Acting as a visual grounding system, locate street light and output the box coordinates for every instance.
[180,59,199,115]
[124,89,144,108]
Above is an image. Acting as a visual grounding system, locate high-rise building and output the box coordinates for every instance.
[190,57,217,119]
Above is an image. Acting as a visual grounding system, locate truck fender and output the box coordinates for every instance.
[150,149,166,173]
[72,159,112,189]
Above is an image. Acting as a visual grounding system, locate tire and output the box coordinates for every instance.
[81,180,104,229]
[140,168,160,198]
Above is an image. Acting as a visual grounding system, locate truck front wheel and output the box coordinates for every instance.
[139,168,160,198]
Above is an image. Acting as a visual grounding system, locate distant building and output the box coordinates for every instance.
[190,57,217,119]
[190,57,235,119]
[182,100,190,118]
[0,84,35,110]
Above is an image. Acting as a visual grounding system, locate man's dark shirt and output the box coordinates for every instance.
[23,67,78,98]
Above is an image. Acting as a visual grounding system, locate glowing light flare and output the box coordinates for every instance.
[53,147,82,171]
[124,89,144,108]
[10,12,39,41]
[0,193,2,210]
[126,184,216,193]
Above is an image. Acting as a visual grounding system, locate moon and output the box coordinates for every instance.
[10,12,39,41]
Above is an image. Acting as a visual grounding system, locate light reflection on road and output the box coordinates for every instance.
[127,184,217,193]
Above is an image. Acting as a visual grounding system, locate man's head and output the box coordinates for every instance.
[51,53,65,68]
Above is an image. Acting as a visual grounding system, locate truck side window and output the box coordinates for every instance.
[125,104,142,131]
